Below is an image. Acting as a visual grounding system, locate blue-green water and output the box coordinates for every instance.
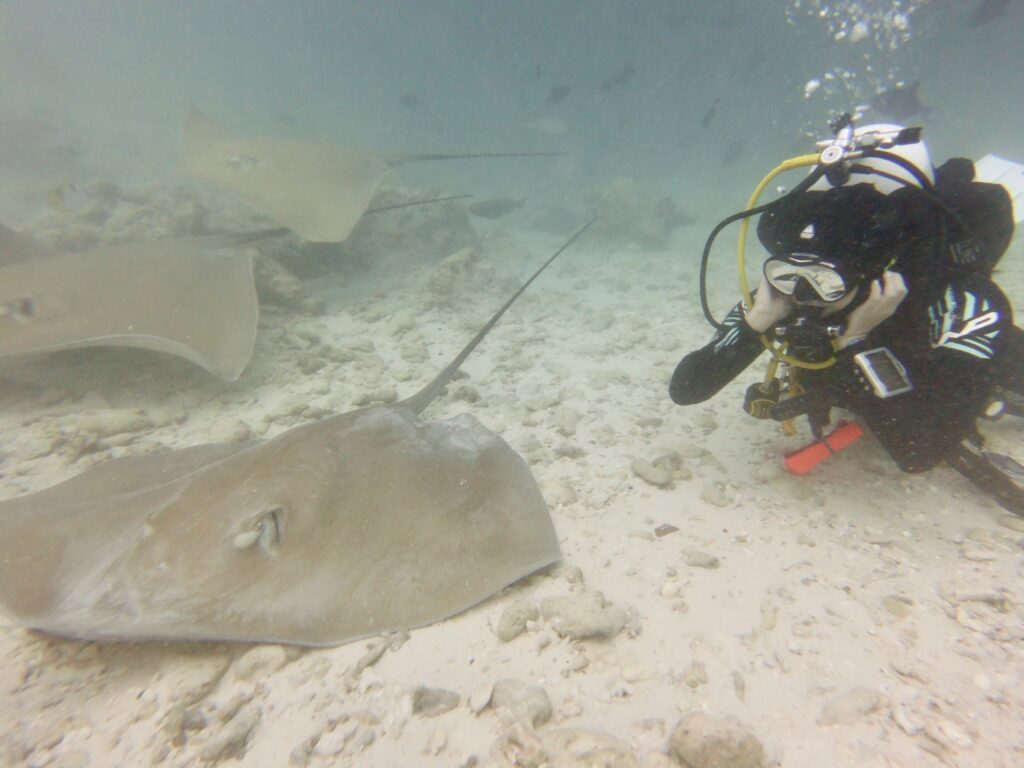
[2,1,1022,217]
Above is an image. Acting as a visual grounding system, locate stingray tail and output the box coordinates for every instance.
[213,195,475,246]
[364,194,472,214]
[402,216,597,415]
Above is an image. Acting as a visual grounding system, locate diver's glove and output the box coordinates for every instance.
[745,274,795,333]
[835,271,908,350]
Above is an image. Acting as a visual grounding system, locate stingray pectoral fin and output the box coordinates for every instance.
[0,232,259,380]
[183,107,392,243]
[256,409,562,647]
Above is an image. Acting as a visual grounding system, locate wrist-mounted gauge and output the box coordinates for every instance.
[852,347,913,398]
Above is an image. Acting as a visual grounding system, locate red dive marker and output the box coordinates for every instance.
[784,420,864,475]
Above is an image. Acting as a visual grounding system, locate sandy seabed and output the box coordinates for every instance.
[1,182,1022,768]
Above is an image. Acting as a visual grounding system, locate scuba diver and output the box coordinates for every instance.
[670,116,1024,515]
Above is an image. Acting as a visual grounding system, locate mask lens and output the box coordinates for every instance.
[764,257,846,303]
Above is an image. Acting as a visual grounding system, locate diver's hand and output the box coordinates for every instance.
[836,271,908,350]
[744,274,794,333]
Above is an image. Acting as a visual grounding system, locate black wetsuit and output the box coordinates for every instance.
[670,272,1017,472]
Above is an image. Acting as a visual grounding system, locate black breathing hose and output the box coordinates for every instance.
[698,165,827,331]
[698,203,776,332]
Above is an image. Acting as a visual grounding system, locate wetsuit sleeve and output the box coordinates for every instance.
[669,303,765,405]
[854,277,1012,472]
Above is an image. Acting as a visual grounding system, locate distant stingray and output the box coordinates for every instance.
[546,84,572,106]
[184,106,561,243]
[0,226,257,381]
[0,220,594,647]
[600,63,635,93]
[701,98,720,128]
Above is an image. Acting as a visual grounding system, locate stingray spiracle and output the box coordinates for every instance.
[233,507,285,552]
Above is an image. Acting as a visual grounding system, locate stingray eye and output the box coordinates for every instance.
[232,507,285,553]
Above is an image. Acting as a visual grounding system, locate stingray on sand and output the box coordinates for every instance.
[0,226,258,381]
[184,106,562,243]
[0,221,593,647]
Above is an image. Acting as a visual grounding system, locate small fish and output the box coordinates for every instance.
[546,84,571,106]
[0,297,35,324]
[468,198,526,220]
[968,0,1010,27]
[870,81,930,122]
[701,98,720,128]
[399,93,422,110]
[600,63,635,93]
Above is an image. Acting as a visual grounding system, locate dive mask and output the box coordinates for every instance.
[763,253,848,304]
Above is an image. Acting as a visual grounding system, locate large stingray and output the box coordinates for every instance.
[0,221,592,646]
[184,106,561,243]
[0,226,258,381]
